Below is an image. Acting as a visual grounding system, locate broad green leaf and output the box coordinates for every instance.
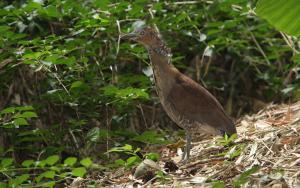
[24,2,42,11]
[35,160,47,167]
[23,52,43,59]
[86,127,102,142]
[44,5,61,18]
[126,156,140,167]
[59,172,68,178]
[22,160,34,167]
[1,158,13,167]
[64,157,77,166]
[115,159,125,166]
[42,171,56,179]
[40,181,55,188]
[80,158,92,168]
[45,155,59,166]
[35,170,56,182]
[44,54,60,64]
[145,153,160,161]
[56,56,75,66]
[256,0,300,36]
[14,112,38,119]
[16,106,34,111]
[9,174,30,187]
[70,81,84,89]
[72,167,87,177]
[0,107,15,114]
[13,118,29,126]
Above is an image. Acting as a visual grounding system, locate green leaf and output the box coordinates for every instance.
[14,111,38,119]
[0,107,15,114]
[56,56,76,66]
[23,52,43,59]
[9,174,30,187]
[107,144,134,153]
[95,0,109,9]
[59,172,68,178]
[145,153,160,161]
[0,182,7,188]
[233,166,260,187]
[86,127,107,142]
[64,157,77,166]
[72,167,87,177]
[35,160,47,167]
[126,156,140,167]
[13,118,29,126]
[133,131,170,144]
[115,159,125,166]
[1,158,13,167]
[292,54,300,65]
[35,171,56,183]
[80,158,92,168]
[256,0,300,36]
[212,182,225,188]
[44,5,61,18]
[42,171,56,179]
[70,81,84,89]
[22,160,34,167]
[45,155,59,166]
[16,106,34,111]
[40,181,55,188]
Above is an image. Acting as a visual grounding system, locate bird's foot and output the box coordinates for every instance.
[178,151,189,165]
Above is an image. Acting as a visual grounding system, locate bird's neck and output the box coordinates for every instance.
[148,46,172,76]
[147,40,172,73]
[147,43,176,94]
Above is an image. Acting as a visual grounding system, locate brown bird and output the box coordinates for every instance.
[122,26,237,162]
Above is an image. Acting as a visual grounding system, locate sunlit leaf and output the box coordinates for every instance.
[13,118,29,126]
[72,167,87,177]
[45,155,59,166]
[22,160,34,167]
[256,0,300,36]
[80,158,92,168]
[1,158,13,167]
[64,157,77,167]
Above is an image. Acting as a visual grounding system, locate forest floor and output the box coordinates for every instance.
[70,102,300,188]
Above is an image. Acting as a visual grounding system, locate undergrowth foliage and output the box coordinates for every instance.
[0,0,299,187]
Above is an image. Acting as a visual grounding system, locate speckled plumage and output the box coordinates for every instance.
[123,26,237,161]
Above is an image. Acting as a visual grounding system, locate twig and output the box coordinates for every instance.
[116,20,121,55]
[179,157,227,169]
[280,31,299,54]
[247,25,271,65]
[53,73,70,95]
[138,104,148,128]
[140,176,157,188]
[69,129,80,150]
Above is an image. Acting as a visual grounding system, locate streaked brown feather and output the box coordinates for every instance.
[167,71,236,135]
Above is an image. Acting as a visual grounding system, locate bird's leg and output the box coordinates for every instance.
[180,131,192,163]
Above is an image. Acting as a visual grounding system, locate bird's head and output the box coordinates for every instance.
[121,26,160,47]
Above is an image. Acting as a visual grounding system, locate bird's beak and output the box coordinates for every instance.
[120,33,139,41]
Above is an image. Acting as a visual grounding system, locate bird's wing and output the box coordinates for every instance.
[167,74,236,135]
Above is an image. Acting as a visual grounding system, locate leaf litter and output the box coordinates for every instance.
[69,102,300,187]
